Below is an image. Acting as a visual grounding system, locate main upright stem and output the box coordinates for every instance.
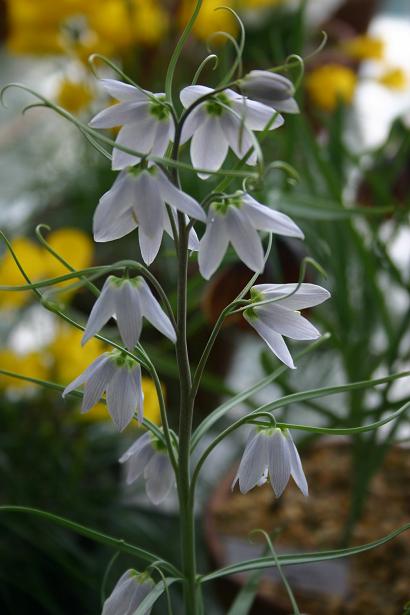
[175,214,200,613]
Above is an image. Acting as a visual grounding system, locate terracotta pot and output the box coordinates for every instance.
[204,440,410,614]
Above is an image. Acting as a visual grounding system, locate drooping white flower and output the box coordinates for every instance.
[63,350,143,430]
[89,79,174,170]
[179,85,284,178]
[102,569,154,615]
[198,191,304,279]
[93,164,206,264]
[232,427,308,497]
[82,275,175,350]
[244,283,330,369]
[120,431,175,505]
[239,70,299,114]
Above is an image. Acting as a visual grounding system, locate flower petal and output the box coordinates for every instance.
[89,101,149,129]
[286,431,308,496]
[106,365,139,431]
[62,354,108,398]
[138,278,176,342]
[180,105,206,144]
[233,432,269,494]
[102,570,139,615]
[82,358,116,412]
[156,168,206,221]
[151,119,173,158]
[198,211,229,279]
[245,314,295,368]
[180,85,213,107]
[257,304,320,340]
[226,207,264,272]
[93,174,138,242]
[101,79,149,102]
[115,281,142,350]
[133,171,164,238]
[119,431,152,463]
[112,116,157,170]
[222,112,257,165]
[253,283,331,310]
[123,441,155,484]
[268,430,291,497]
[144,453,174,505]
[190,116,229,179]
[138,226,163,266]
[232,98,284,131]
[243,195,304,238]
[82,278,117,345]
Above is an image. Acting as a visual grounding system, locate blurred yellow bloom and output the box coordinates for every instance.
[0,237,45,308]
[43,228,93,278]
[7,0,169,56]
[56,79,94,113]
[341,35,384,61]
[306,64,357,112]
[180,0,238,42]
[239,0,284,8]
[50,325,106,385]
[378,67,407,91]
[0,349,49,390]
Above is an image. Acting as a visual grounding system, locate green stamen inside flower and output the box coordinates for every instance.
[205,93,231,117]
[149,95,169,121]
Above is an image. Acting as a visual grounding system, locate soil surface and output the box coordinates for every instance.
[206,443,410,614]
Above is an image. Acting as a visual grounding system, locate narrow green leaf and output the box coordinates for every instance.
[0,506,181,577]
[201,524,410,582]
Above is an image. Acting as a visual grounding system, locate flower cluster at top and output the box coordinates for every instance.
[62,71,330,442]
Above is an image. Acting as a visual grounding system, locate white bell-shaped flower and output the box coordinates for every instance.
[82,275,176,350]
[233,427,308,497]
[120,431,175,506]
[63,350,143,430]
[198,191,304,279]
[102,569,154,615]
[239,70,299,113]
[89,79,174,170]
[244,283,330,369]
[93,164,206,265]
[179,85,284,178]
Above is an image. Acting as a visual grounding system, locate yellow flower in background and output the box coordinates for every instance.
[341,35,384,62]
[0,237,45,308]
[238,0,284,8]
[0,349,49,390]
[56,79,94,113]
[50,325,106,385]
[306,64,357,112]
[378,67,407,91]
[43,228,93,278]
[180,0,238,42]
[6,0,170,56]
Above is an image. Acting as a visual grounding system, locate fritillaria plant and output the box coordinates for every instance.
[1,2,409,613]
